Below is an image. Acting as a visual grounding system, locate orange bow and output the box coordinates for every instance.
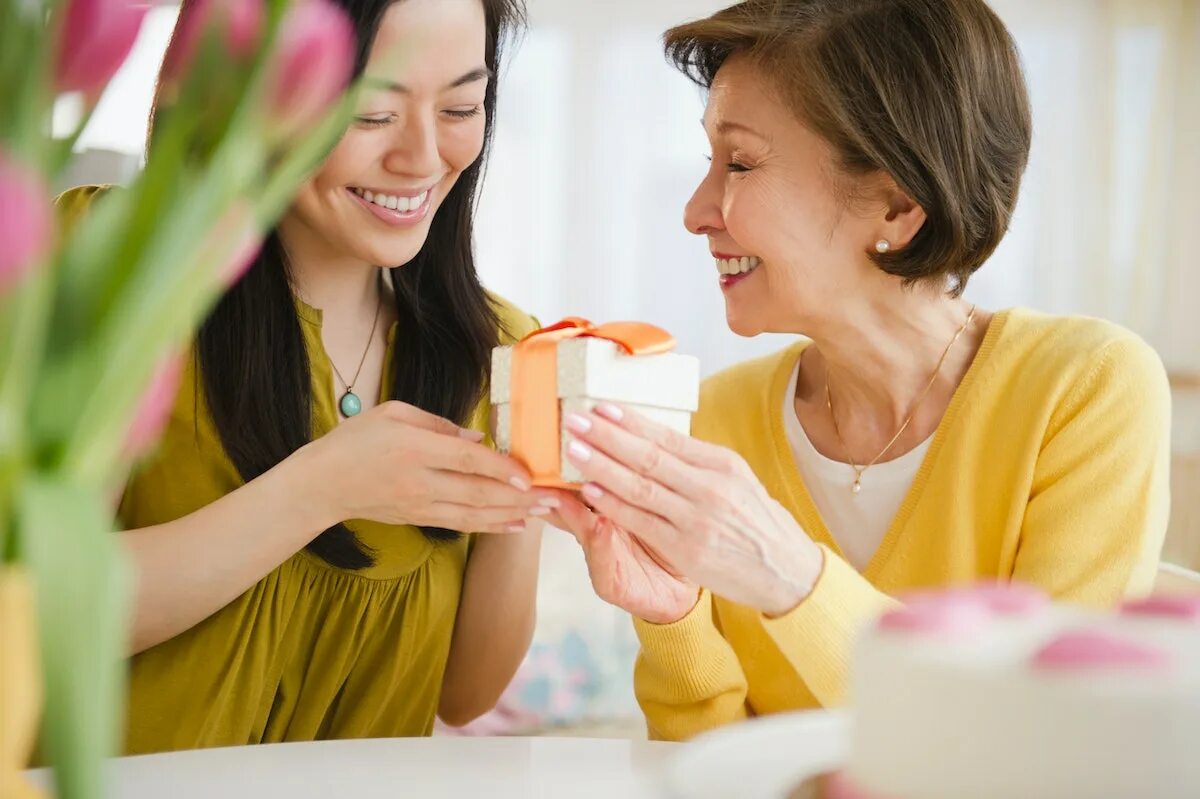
[509,318,676,487]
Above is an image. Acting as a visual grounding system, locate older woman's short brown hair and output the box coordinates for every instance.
[665,0,1032,295]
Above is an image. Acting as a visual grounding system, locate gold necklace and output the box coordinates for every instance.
[824,305,977,494]
[331,297,383,419]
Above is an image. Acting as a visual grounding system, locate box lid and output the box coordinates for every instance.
[492,337,700,411]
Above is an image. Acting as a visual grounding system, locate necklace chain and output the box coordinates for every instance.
[824,305,977,494]
[330,296,383,395]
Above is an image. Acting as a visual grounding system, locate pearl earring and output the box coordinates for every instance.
[875,240,891,254]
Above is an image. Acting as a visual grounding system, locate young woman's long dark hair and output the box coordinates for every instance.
[154,0,526,569]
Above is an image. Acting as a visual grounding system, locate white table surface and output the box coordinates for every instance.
[27,737,677,799]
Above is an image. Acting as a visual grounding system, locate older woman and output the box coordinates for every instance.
[551,0,1171,742]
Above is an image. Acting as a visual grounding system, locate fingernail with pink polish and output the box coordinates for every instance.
[507,522,527,533]
[595,403,624,422]
[564,413,592,434]
[529,507,551,517]
[581,483,604,500]
[510,477,532,492]
[538,496,561,509]
[567,440,592,462]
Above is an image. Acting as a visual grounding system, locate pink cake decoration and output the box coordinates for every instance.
[954,583,1050,615]
[877,595,991,637]
[1032,629,1172,672]
[1120,594,1200,623]
[881,582,1049,638]
[822,771,894,799]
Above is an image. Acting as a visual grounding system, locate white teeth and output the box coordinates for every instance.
[714,256,761,276]
[354,189,431,213]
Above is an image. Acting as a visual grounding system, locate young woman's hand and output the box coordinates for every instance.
[294,401,558,533]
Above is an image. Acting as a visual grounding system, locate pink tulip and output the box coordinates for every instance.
[55,0,150,97]
[0,153,53,294]
[266,0,356,139]
[124,353,185,457]
[209,202,264,287]
[161,0,265,83]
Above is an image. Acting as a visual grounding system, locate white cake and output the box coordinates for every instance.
[840,585,1200,799]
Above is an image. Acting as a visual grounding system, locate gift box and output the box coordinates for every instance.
[491,318,701,488]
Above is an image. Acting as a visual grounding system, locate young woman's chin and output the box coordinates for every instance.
[347,229,431,269]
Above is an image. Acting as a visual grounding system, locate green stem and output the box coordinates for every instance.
[0,263,55,468]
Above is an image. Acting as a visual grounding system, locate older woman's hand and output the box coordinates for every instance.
[552,494,700,625]
[558,404,825,618]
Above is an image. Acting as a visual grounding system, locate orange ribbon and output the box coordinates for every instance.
[509,318,677,488]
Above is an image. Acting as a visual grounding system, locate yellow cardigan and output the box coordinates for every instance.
[633,308,1171,742]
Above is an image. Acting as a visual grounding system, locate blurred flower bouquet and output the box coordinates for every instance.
[0,1,364,795]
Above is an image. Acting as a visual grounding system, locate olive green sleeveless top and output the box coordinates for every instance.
[53,189,544,755]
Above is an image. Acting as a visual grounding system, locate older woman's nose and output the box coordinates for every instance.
[684,171,724,236]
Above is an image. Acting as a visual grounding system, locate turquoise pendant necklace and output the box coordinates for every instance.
[331,297,383,419]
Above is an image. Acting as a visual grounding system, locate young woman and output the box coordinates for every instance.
[57,0,556,755]
[552,0,1172,742]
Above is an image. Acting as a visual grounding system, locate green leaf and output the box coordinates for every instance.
[51,144,256,481]
[19,475,131,799]
[0,261,55,469]
[256,86,363,223]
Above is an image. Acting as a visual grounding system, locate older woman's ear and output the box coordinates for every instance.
[877,180,928,254]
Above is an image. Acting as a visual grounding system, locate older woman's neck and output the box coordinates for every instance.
[806,291,984,427]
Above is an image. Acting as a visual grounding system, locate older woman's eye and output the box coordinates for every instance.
[705,154,751,173]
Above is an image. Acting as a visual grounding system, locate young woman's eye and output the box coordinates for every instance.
[443,106,483,120]
[354,115,395,128]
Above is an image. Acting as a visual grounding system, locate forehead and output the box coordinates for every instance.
[700,56,777,115]
[368,0,487,72]
[703,55,794,133]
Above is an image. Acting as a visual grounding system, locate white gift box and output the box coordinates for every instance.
[491,336,701,485]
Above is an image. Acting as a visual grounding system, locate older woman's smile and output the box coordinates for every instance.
[714,252,761,289]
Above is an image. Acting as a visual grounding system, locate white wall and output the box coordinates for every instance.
[66,0,1199,378]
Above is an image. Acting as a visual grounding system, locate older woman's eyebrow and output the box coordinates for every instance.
[703,118,769,140]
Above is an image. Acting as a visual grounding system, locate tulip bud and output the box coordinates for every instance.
[160,0,265,83]
[266,0,356,140]
[209,202,263,287]
[123,352,185,458]
[55,0,149,97]
[0,153,53,294]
